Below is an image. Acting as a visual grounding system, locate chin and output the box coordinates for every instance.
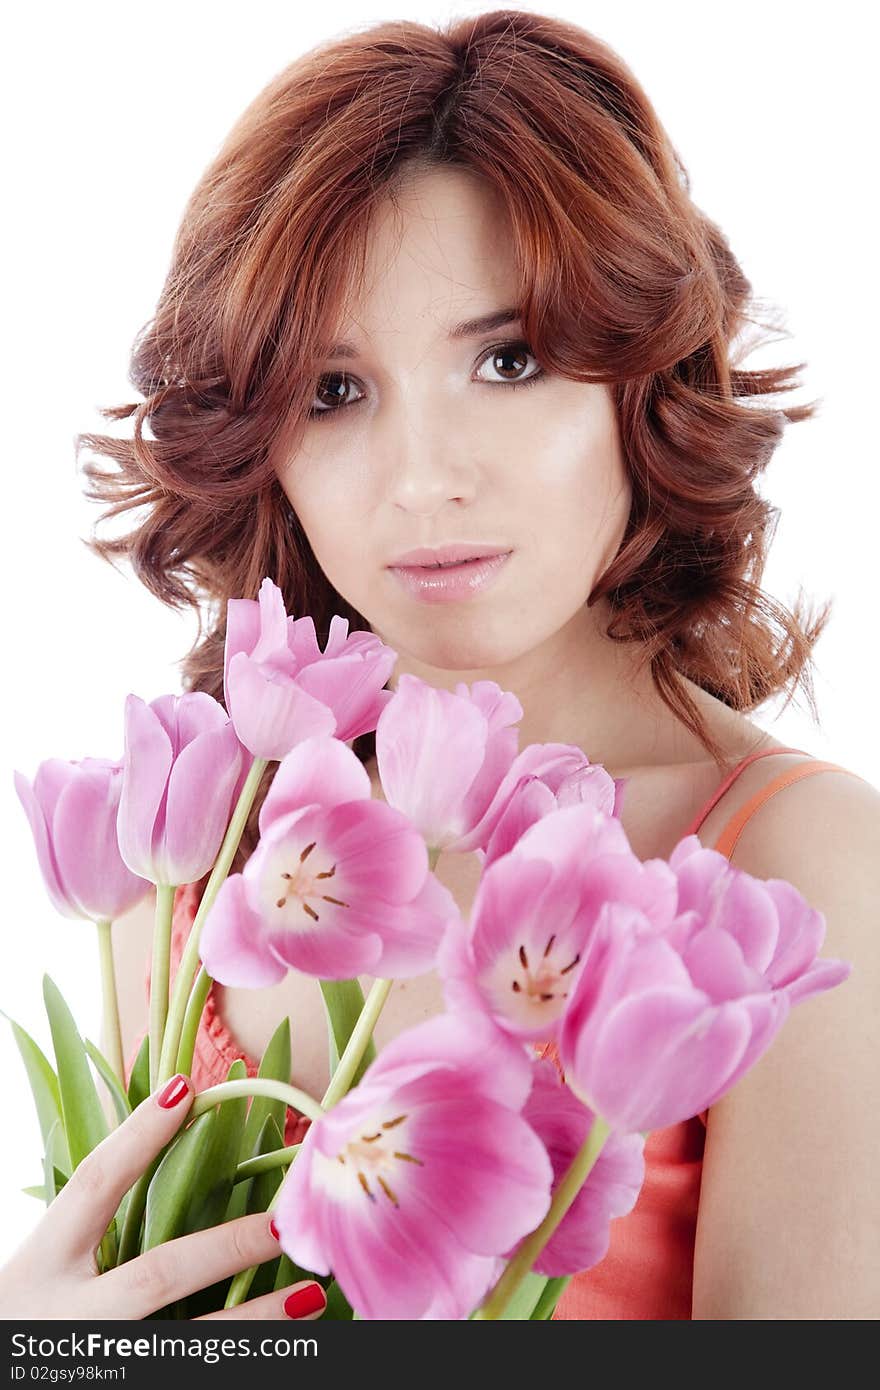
[396,624,540,675]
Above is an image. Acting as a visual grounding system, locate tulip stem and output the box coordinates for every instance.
[117,1155,162,1265]
[175,965,212,1078]
[321,977,394,1110]
[149,885,176,1091]
[157,757,268,1086]
[472,1113,613,1320]
[191,1078,325,1124]
[234,1143,302,1182]
[95,918,124,1086]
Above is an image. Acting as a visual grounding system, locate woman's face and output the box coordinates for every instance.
[273,165,632,676]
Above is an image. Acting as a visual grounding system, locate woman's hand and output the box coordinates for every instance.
[0,1073,327,1321]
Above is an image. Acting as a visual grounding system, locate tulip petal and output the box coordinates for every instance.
[295,647,399,743]
[361,871,459,978]
[482,776,558,867]
[700,991,789,1104]
[682,925,766,1003]
[226,650,337,760]
[456,743,606,854]
[783,956,851,1006]
[763,878,827,989]
[223,597,262,711]
[250,577,299,672]
[365,1011,535,1110]
[53,761,150,920]
[323,1176,465,1320]
[264,913,383,979]
[711,870,781,973]
[163,724,242,883]
[519,1061,645,1277]
[117,695,174,881]
[402,1096,553,1254]
[198,874,288,988]
[586,991,752,1131]
[317,799,428,902]
[258,735,371,837]
[376,676,490,844]
[286,611,324,665]
[175,690,231,746]
[14,769,77,918]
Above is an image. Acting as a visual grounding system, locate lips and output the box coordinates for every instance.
[387,550,513,604]
[388,543,512,568]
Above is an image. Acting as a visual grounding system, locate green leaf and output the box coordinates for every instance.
[3,1012,69,1170]
[42,975,109,1170]
[127,1034,150,1110]
[223,1169,252,1223]
[273,1251,326,1296]
[238,1018,291,1164]
[23,1163,68,1202]
[144,1058,251,1253]
[322,1279,354,1320]
[247,1116,286,1213]
[530,1275,570,1319]
[243,1115,287,1300]
[84,1037,131,1124]
[41,1117,68,1206]
[187,1059,250,1234]
[144,1111,217,1249]
[318,979,377,1088]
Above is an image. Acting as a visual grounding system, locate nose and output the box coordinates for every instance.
[383,402,478,516]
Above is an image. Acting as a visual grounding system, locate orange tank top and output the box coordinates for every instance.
[127,744,859,1319]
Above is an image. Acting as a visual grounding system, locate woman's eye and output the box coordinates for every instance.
[473,341,543,387]
[306,340,544,422]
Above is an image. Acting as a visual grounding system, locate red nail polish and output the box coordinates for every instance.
[157,1074,190,1108]
[269,1219,280,1240]
[284,1284,326,1318]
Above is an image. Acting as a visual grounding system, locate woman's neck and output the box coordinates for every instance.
[374,601,746,780]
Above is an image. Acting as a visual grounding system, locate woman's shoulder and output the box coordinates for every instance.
[698,738,877,869]
[692,754,880,1316]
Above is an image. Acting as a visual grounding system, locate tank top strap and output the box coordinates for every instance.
[711,758,863,859]
[681,745,810,839]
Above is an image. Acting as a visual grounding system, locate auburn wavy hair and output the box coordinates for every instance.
[78,9,831,876]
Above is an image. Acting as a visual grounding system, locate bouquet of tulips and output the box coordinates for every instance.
[8,577,851,1320]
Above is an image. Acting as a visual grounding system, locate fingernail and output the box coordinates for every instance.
[284,1283,326,1318]
[269,1219,280,1240]
[157,1074,190,1109]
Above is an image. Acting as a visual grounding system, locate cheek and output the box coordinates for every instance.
[280,466,370,588]
[523,408,631,543]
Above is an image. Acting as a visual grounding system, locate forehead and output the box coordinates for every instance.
[333,166,521,346]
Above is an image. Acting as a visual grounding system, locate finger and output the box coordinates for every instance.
[91,1211,286,1320]
[195,1280,328,1321]
[41,1073,195,1262]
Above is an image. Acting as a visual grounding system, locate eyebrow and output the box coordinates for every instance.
[324,306,522,359]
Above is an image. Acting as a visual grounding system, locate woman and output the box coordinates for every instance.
[3,9,878,1319]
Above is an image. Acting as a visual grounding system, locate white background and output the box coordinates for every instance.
[2,1,877,1260]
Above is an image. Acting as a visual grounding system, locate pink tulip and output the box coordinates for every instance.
[375,672,617,855]
[479,760,627,869]
[559,836,852,1132]
[503,1058,645,1277]
[117,691,244,886]
[437,803,678,1043]
[199,735,460,983]
[14,757,152,921]
[223,577,397,759]
[272,1012,553,1320]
